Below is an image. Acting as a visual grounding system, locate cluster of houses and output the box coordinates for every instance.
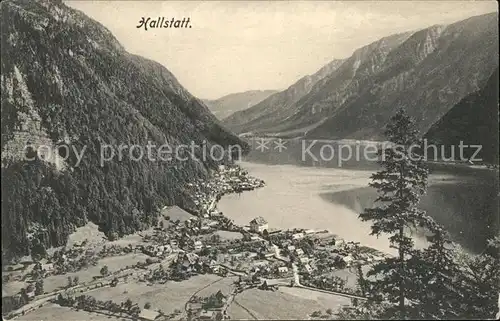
[187,290,228,320]
[142,214,231,261]
[215,165,265,194]
[259,229,370,277]
[141,244,173,258]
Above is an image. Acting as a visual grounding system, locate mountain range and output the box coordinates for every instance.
[223,58,346,137]
[223,12,499,142]
[0,0,246,260]
[202,90,278,120]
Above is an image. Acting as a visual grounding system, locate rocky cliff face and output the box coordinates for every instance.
[223,13,498,140]
[1,0,246,260]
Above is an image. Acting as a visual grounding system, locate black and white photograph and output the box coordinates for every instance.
[1,0,499,320]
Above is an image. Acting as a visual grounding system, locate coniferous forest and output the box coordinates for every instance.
[1,0,247,261]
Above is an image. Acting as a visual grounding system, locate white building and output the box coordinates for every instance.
[199,310,215,320]
[292,233,304,240]
[41,263,54,273]
[343,254,354,266]
[249,216,269,233]
[194,241,203,251]
[278,266,289,274]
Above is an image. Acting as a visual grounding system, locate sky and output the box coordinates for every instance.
[67,1,497,100]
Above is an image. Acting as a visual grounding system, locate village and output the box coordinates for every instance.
[2,164,388,321]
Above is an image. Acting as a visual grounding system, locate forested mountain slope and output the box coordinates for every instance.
[425,68,499,164]
[1,0,246,261]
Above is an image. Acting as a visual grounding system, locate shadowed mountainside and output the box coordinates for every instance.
[424,68,499,164]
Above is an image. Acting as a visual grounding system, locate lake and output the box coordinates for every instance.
[219,160,499,255]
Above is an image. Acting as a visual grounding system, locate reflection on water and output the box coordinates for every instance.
[219,161,499,255]
[322,180,499,254]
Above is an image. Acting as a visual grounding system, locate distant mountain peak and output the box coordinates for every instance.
[203,89,279,120]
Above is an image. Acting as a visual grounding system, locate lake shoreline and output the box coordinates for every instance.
[218,161,498,256]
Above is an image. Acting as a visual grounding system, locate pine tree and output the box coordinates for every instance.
[409,225,460,319]
[34,279,44,296]
[453,236,500,319]
[359,108,429,319]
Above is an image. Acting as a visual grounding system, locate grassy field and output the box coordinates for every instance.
[2,280,27,297]
[33,253,150,294]
[161,206,194,223]
[85,274,234,315]
[214,230,244,241]
[43,253,150,293]
[106,232,151,248]
[193,275,237,298]
[16,303,120,321]
[229,287,351,320]
[66,222,107,248]
[228,300,258,320]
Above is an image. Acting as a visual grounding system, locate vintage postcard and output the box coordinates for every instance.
[1,0,498,320]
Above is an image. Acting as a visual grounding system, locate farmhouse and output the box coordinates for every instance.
[199,310,215,320]
[41,263,54,273]
[278,266,289,274]
[26,290,35,300]
[210,210,223,218]
[295,248,304,256]
[299,257,309,264]
[177,252,199,271]
[207,221,219,227]
[193,241,203,251]
[249,216,268,233]
[343,254,354,266]
[210,264,220,274]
